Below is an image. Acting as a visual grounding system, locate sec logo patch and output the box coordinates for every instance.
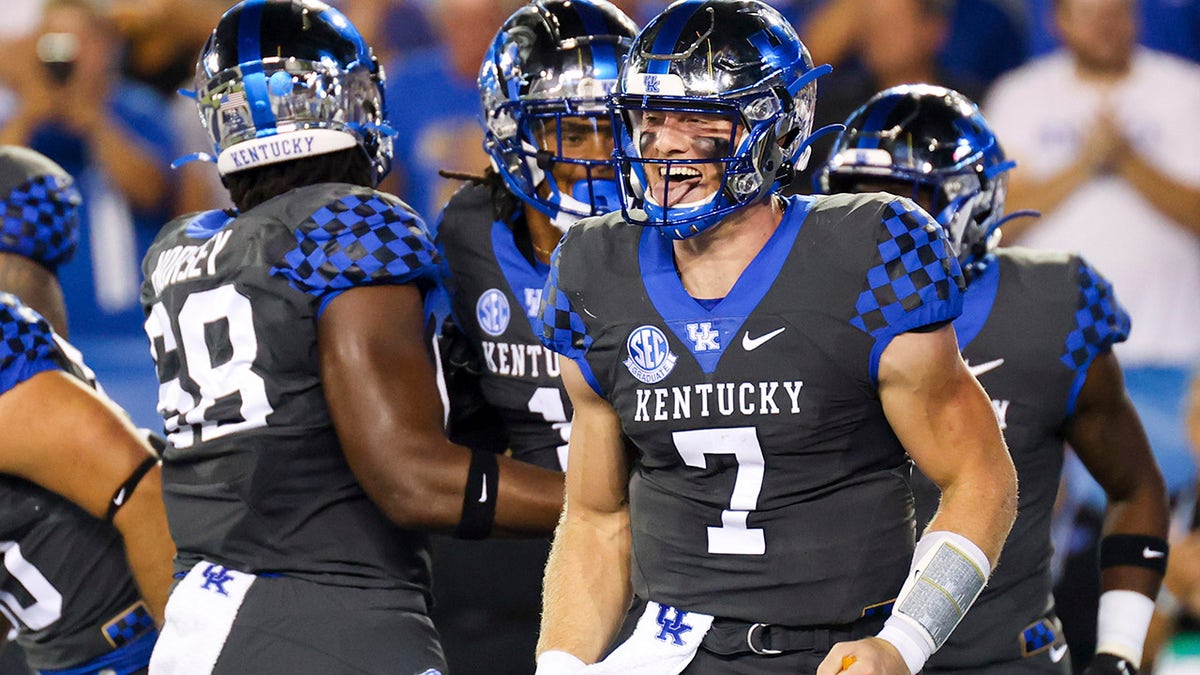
[476,288,510,337]
[624,324,677,384]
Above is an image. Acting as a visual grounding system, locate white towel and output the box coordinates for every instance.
[585,601,713,675]
[149,561,256,674]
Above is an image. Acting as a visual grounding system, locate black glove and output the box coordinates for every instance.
[1082,653,1138,675]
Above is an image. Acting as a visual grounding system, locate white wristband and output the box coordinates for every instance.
[877,530,992,674]
[877,618,930,674]
[535,650,587,674]
[1096,589,1156,666]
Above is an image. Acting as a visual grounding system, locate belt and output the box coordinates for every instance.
[701,614,887,656]
[101,601,156,649]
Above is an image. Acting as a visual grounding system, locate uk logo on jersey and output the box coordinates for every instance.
[624,325,677,384]
[685,321,720,352]
[654,604,693,646]
[522,287,542,318]
[476,288,510,336]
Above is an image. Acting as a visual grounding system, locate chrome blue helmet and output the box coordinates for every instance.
[0,146,80,271]
[611,0,830,239]
[816,85,1016,277]
[479,0,637,231]
[194,0,393,183]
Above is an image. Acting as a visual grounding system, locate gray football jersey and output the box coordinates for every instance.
[542,193,966,625]
[141,183,440,595]
[436,182,572,470]
[915,248,1130,668]
[0,294,147,670]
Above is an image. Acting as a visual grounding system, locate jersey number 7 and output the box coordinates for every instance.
[672,427,766,555]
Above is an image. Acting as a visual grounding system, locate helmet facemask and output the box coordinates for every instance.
[611,1,827,240]
[191,0,394,184]
[479,1,637,230]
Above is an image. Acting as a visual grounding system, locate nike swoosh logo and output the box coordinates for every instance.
[1049,644,1068,663]
[742,327,786,351]
[1143,546,1166,559]
[478,475,488,503]
[112,488,127,507]
[965,358,1005,378]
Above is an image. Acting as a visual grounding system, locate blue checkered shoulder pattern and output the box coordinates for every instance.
[538,243,592,361]
[0,174,81,270]
[271,193,440,296]
[1060,258,1130,372]
[850,199,965,337]
[0,293,61,394]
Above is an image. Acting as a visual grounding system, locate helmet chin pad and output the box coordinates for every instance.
[572,178,620,214]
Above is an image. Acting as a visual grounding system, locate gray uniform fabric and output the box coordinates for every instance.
[0,295,149,671]
[914,248,1129,672]
[140,184,444,666]
[541,192,966,633]
[436,180,572,470]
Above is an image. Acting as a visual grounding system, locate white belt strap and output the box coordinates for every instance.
[149,561,256,674]
[585,601,714,675]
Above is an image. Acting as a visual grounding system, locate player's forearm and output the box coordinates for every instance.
[1100,480,1170,598]
[353,434,562,536]
[538,507,632,663]
[111,468,175,624]
[925,452,1018,568]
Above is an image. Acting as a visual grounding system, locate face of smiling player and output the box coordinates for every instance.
[631,108,739,208]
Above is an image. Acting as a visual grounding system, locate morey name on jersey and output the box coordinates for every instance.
[141,184,440,597]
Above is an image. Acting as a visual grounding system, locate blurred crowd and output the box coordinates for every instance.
[0,0,1196,671]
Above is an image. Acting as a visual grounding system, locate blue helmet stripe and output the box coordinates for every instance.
[237,0,276,133]
[318,6,371,67]
[644,1,704,75]
[854,94,904,150]
[575,1,617,81]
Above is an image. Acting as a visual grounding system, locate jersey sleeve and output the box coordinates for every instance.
[0,294,64,394]
[850,197,966,339]
[270,190,441,299]
[538,235,592,362]
[1062,257,1130,412]
[0,172,81,271]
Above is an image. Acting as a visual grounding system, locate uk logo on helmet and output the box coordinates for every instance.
[476,288,511,337]
[624,325,677,384]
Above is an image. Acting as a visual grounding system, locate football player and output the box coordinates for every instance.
[534,2,1018,674]
[814,84,1170,675]
[142,1,564,672]
[0,145,174,674]
[431,1,637,671]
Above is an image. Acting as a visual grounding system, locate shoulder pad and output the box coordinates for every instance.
[0,173,81,270]
[1060,256,1130,370]
[0,293,63,394]
[269,185,440,296]
[850,196,966,337]
[538,226,593,360]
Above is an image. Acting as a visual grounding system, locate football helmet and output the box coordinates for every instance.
[815,84,1016,277]
[192,0,393,183]
[479,0,638,231]
[0,146,81,271]
[610,0,831,239]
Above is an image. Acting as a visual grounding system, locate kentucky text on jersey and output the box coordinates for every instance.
[632,380,804,422]
[148,230,233,295]
[226,135,319,170]
[480,339,562,378]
